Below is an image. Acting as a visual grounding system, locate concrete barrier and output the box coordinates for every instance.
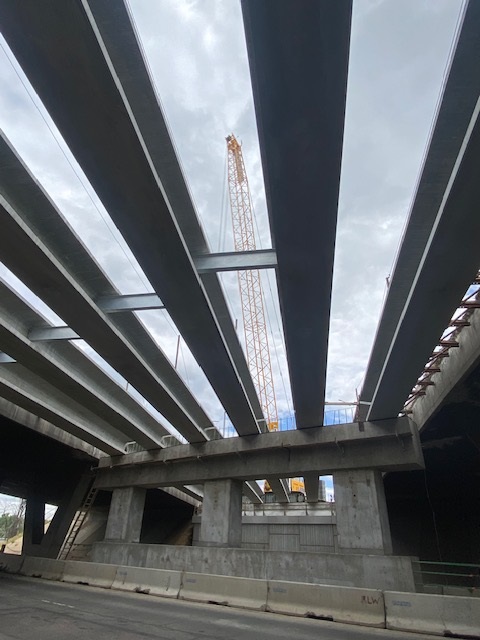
[6,553,480,637]
[385,591,480,637]
[267,580,385,627]
[113,566,182,598]
[0,553,24,574]
[62,560,117,589]
[180,571,268,610]
[21,557,65,581]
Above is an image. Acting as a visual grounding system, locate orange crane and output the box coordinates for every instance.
[226,134,278,434]
[226,135,305,496]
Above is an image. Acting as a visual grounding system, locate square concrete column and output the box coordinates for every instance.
[199,479,242,548]
[23,496,45,554]
[40,473,92,558]
[105,487,146,543]
[333,470,392,554]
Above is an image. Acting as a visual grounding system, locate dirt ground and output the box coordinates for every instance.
[4,535,22,554]
[1,521,52,555]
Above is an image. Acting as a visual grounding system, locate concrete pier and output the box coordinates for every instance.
[105,487,146,543]
[199,479,242,548]
[334,470,392,554]
[23,496,45,554]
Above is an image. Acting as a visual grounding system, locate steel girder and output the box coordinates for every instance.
[0,362,125,455]
[0,133,212,443]
[242,0,352,428]
[358,1,480,421]
[0,278,170,449]
[0,0,263,436]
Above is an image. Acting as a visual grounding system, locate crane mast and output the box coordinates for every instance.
[226,134,278,432]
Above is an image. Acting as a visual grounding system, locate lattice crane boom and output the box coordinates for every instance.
[226,134,278,431]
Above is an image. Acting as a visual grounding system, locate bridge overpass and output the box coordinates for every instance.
[0,0,478,591]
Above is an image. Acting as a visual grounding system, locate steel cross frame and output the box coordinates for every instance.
[0,279,170,449]
[403,273,480,413]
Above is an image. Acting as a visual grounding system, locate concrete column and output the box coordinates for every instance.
[333,469,392,555]
[303,473,320,503]
[199,479,242,548]
[40,473,92,558]
[23,496,45,555]
[105,487,146,543]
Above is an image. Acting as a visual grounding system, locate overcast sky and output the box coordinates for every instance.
[0,0,464,435]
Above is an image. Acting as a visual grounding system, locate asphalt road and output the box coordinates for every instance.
[0,573,436,640]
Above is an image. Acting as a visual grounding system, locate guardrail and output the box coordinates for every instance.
[413,559,480,593]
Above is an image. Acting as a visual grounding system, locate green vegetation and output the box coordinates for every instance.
[0,513,24,541]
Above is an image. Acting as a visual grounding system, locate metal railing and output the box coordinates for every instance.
[413,560,480,594]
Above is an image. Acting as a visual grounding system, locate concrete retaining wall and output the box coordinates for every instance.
[92,542,416,592]
[2,554,480,636]
[192,515,336,553]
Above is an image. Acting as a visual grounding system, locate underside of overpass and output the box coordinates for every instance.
[0,414,196,557]
[386,342,480,565]
[0,414,94,505]
[0,0,479,595]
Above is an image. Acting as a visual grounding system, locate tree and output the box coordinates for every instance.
[0,496,25,540]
